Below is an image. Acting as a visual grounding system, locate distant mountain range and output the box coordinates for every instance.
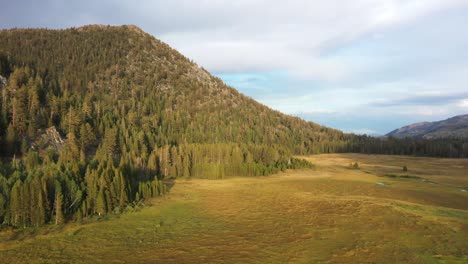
[386,114,468,139]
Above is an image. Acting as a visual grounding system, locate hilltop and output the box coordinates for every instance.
[0,25,350,155]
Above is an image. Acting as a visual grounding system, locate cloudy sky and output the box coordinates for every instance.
[2,0,468,135]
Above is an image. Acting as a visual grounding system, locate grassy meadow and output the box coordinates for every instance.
[0,154,467,263]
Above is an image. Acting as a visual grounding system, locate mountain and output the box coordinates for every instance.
[386,114,468,139]
[0,25,355,227]
[0,25,350,155]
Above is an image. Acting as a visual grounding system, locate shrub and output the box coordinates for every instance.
[350,162,359,169]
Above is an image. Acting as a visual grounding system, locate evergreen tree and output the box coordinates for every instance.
[9,180,23,227]
[6,124,17,155]
[54,181,65,225]
[96,189,107,216]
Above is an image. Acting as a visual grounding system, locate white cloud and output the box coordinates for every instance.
[349,128,378,135]
[3,0,467,82]
[2,0,468,133]
[208,1,468,132]
[459,99,468,109]
[153,0,468,80]
[410,106,452,117]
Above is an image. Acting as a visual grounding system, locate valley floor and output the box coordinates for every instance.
[0,154,467,263]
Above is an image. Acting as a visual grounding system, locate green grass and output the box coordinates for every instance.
[1,154,467,263]
[394,202,468,221]
[382,173,422,179]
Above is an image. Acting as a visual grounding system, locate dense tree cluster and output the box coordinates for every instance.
[0,26,352,153]
[348,136,468,158]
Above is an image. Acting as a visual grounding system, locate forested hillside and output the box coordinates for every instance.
[0,25,342,227]
[387,114,468,139]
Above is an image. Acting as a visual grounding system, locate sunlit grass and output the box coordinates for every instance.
[1,154,467,263]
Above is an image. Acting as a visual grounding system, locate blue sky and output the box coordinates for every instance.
[2,0,468,135]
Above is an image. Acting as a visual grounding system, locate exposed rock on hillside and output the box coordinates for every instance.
[0,74,6,88]
[31,126,66,153]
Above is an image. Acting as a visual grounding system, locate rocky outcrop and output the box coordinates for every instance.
[0,75,6,89]
[31,126,66,153]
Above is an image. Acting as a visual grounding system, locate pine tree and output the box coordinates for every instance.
[79,122,96,151]
[147,150,160,176]
[12,88,28,134]
[22,180,32,227]
[0,192,7,224]
[35,186,46,226]
[118,174,128,210]
[29,177,46,226]
[54,181,65,225]
[9,180,23,227]
[96,188,107,216]
[6,124,17,155]
[59,132,80,162]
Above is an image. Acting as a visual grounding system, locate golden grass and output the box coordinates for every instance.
[0,154,467,263]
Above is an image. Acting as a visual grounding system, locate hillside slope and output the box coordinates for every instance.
[0,25,350,154]
[0,25,352,227]
[387,115,468,139]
